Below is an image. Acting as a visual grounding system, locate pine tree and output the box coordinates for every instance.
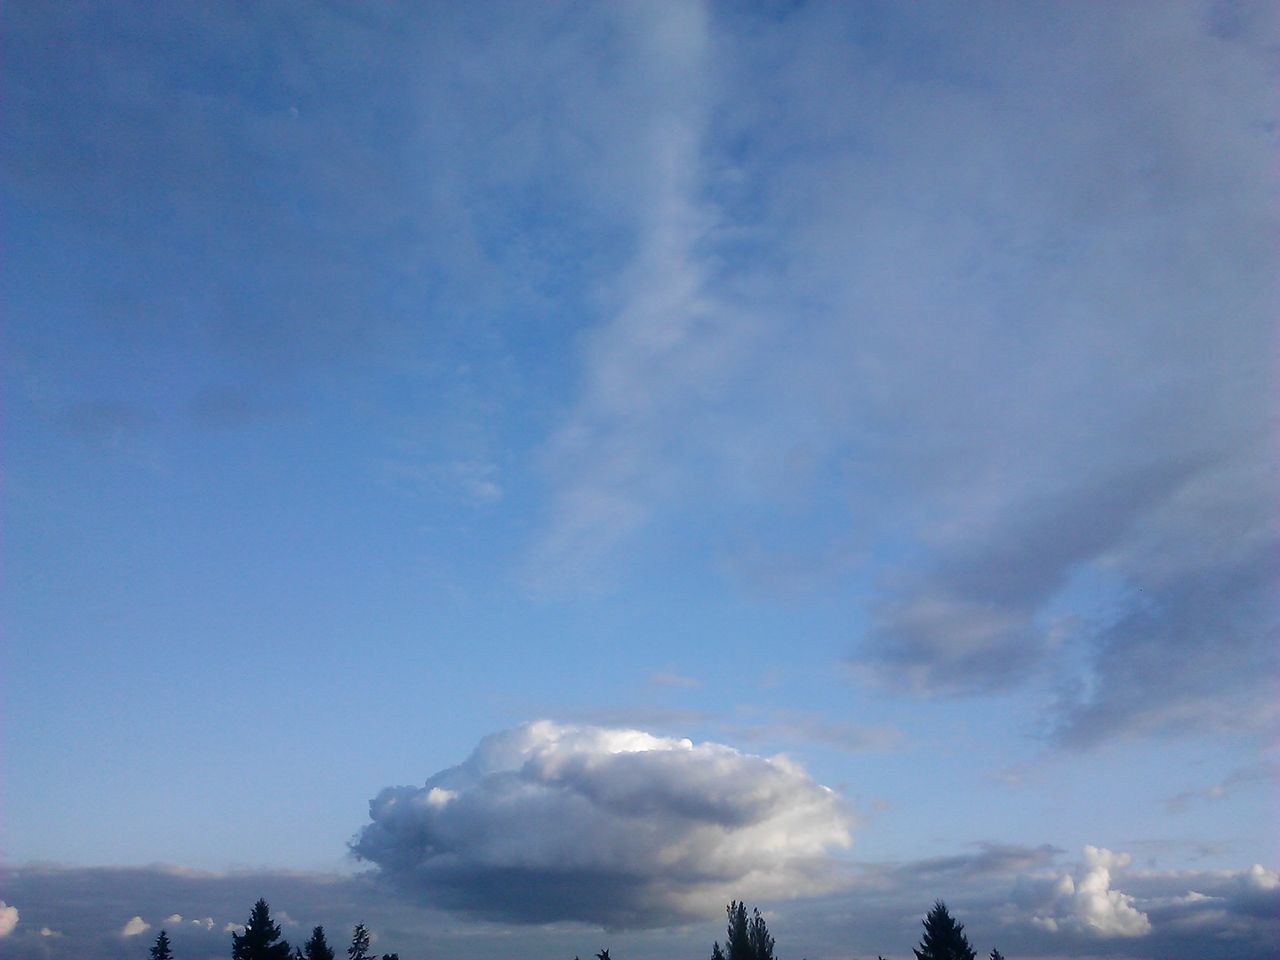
[913,902,976,960]
[304,927,335,960]
[712,942,727,960]
[988,951,1005,960]
[725,901,753,960]
[150,930,174,960]
[347,924,372,960]
[748,908,775,960]
[232,900,292,960]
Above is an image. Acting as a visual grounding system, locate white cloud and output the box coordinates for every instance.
[0,901,17,937]
[352,720,854,926]
[1029,846,1151,938]
[164,914,183,924]
[120,916,151,937]
[38,927,60,938]
[191,917,215,930]
[1240,863,1279,892]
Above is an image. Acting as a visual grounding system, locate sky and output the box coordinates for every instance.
[1,1,1277,959]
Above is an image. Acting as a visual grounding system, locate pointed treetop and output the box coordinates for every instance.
[913,901,976,960]
[302,926,336,960]
[347,923,373,960]
[150,930,174,960]
[232,900,291,960]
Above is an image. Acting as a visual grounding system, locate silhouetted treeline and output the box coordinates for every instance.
[148,900,400,960]
[587,898,1005,960]
[149,895,1002,960]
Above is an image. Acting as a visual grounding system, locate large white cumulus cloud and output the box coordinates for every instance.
[352,721,853,926]
[1024,846,1150,938]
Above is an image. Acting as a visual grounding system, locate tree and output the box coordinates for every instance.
[347,924,372,960]
[721,901,775,960]
[725,901,752,960]
[595,950,610,960]
[304,927,335,960]
[748,908,775,960]
[913,901,976,960]
[232,900,292,960]
[380,955,399,960]
[988,951,1005,960]
[150,930,174,960]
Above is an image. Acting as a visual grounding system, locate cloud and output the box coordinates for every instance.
[649,671,701,689]
[732,713,905,754]
[1166,762,1273,813]
[4,854,1278,960]
[1019,847,1151,938]
[352,721,854,927]
[120,916,151,937]
[0,901,17,937]
[520,0,1278,744]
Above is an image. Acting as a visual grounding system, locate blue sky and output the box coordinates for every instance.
[2,2,1277,959]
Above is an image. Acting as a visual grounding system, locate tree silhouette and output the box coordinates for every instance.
[988,951,1005,960]
[725,901,752,960]
[914,901,976,960]
[150,930,173,960]
[347,924,373,960]
[749,907,775,960]
[303,927,335,960]
[232,900,292,960]
[721,901,775,960]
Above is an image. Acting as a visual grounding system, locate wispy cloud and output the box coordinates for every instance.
[524,1,1278,745]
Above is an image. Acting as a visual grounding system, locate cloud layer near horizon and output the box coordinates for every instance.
[351,721,853,926]
[4,852,1278,960]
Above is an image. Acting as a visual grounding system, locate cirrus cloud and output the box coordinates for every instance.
[351,721,854,927]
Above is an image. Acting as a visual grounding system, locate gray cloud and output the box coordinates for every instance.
[351,721,854,927]
[5,851,1277,960]
[1165,762,1274,813]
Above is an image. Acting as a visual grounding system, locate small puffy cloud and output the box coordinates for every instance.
[0,901,17,937]
[352,720,854,927]
[1027,846,1151,938]
[223,923,245,935]
[38,927,60,938]
[120,916,151,937]
[191,917,215,930]
[164,914,183,924]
